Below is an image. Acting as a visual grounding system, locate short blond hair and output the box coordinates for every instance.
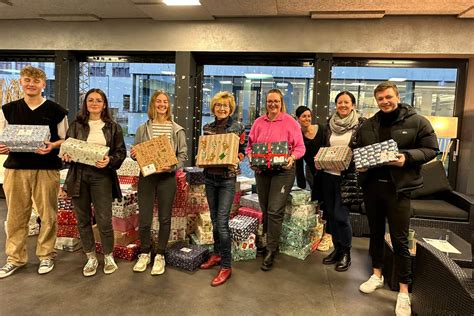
[148,90,172,121]
[20,65,47,81]
[374,81,400,98]
[210,91,236,115]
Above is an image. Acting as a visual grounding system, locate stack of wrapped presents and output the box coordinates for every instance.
[229,215,258,261]
[239,193,265,248]
[184,167,208,235]
[57,196,80,239]
[279,190,318,260]
[353,139,399,169]
[116,157,140,188]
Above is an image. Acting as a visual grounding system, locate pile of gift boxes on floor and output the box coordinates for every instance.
[55,196,82,252]
[229,214,259,261]
[279,190,320,260]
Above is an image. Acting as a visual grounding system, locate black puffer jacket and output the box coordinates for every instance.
[356,104,438,192]
[64,119,126,199]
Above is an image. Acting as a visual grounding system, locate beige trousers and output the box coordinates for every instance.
[4,169,60,266]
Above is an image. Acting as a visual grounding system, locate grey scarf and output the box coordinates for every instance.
[329,110,360,135]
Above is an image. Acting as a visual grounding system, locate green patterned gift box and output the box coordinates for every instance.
[280,242,312,260]
[231,233,257,262]
[251,141,289,171]
[283,213,317,231]
[285,203,317,218]
[288,190,312,206]
[280,222,312,248]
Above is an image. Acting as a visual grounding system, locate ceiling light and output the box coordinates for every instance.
[276,83,288,87]
[162,0,201,6]
[161,71,175,75]
[40,14,100,22]
[350,82,366,86]
[388,78,407,82]
[245,74,273,80]
[219,80,233,85]
[311,11,385,19]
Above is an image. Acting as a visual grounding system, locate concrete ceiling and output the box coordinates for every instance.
[0,0,473,21]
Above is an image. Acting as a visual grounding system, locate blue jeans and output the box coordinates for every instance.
[204,174,236,268]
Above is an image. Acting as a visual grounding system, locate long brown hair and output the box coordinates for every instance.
[77,88,113,124]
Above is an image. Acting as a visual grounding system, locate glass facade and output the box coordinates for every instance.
[79,61,176,147]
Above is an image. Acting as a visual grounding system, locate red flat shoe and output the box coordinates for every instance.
[200,255,221,269]
[211,268,232,287]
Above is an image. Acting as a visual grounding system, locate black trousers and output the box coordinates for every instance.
[363,179,412,285]
[137,172,176,255]
[73,165,114,254]
[255,167,295,252]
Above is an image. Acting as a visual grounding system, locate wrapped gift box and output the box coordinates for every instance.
[280,242,312,260]
[231,233,257,262]
[184,167,205,185]
[314,146,352,171]
[190,233,214,253]
[117,175,139,186]
[196,133,240,168]
[134,136,179,177]
[59,137,110,167]
[28,223,40,236]
[165,243,209,271]
[58,197,74,211]
[186,214,198,235]
[176,170,188,190]
[353,139,399,169]
[189,184,206,194]
[240,193,261,211]
[285,203,316,218]
[95,242,140,261]
[57,224,80,238]
[233,191,242,205]
[171,207,186,217]
[57,210,78,225]
[0,124,50,152]
[112,213,139,232]
[237,207,263,224]
[117,157,140,176]
[311,220,325,252]
[288,190,312,206]
[171,216,187,230]
[169,228,186,242]
[283,213,317,231]
[280,222,312,249]
[229,215,258,241]
[55,237,82,252]
[197,212,212,232]
[251,141,289,170]
[112,203,138,219]
[195,225,214,244]
[112,191,138,210]
[93,224,139,247]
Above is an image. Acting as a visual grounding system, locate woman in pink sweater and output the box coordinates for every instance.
[246,89,305,271]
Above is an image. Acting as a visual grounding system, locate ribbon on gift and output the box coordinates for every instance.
[252,142,289,169]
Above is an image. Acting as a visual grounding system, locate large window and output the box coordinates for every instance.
[79,60,175,147]
[330,61,458,118]
[0,61,55,104]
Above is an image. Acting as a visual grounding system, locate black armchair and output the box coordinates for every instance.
[412,241,474,316]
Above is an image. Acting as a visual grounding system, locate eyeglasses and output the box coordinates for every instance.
[215,103,230,109]
[266,100,281,105]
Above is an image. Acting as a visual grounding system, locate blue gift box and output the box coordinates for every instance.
[165,243,209,271]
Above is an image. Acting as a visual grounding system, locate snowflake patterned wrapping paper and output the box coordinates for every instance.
[116,157,140,176]
[229,215,258,241]
[288,190,312,206]
[0,124,50,152]
[57,224,80,238]
[57,210,78,225]
[314,146,352,171]
[190,233,214,253]
[165,243,209,272]
[353,139,399,169]
[59,137,110,166]
[280,242,312,260]
[251,141,289,171]
[184,167,205,185]
[231,233,257,262]
[134,135,179,177]
[196,133,240,168]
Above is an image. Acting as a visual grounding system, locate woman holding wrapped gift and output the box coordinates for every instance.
[130,90,188,275]
[63,88,126,277]
[246,88,305,272]
[199,91,246,287]
[318,91,365,272]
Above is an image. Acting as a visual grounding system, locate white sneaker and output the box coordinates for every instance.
[103,254,118,274]
[83,256,99,277]
[359,274,384,294]
[133,253,150,272]
[38,259,54,275]
[151,254,166,275]
[395,293,411,316]
[0,263,20,279]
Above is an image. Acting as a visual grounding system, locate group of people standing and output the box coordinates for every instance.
[0,66,438,316]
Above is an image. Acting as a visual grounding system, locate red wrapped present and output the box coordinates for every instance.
[238,207,263,224]
[176,170,188,191]
[57,224,80,238]
[233,191,242,205]
[118,175,139,185]
[57,210,78,225]
[172,207,186,217]
[112,213,139,232]
[95,241,140,261]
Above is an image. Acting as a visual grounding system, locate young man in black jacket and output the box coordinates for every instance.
[0,66,68,278]
[356,82,438,316]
